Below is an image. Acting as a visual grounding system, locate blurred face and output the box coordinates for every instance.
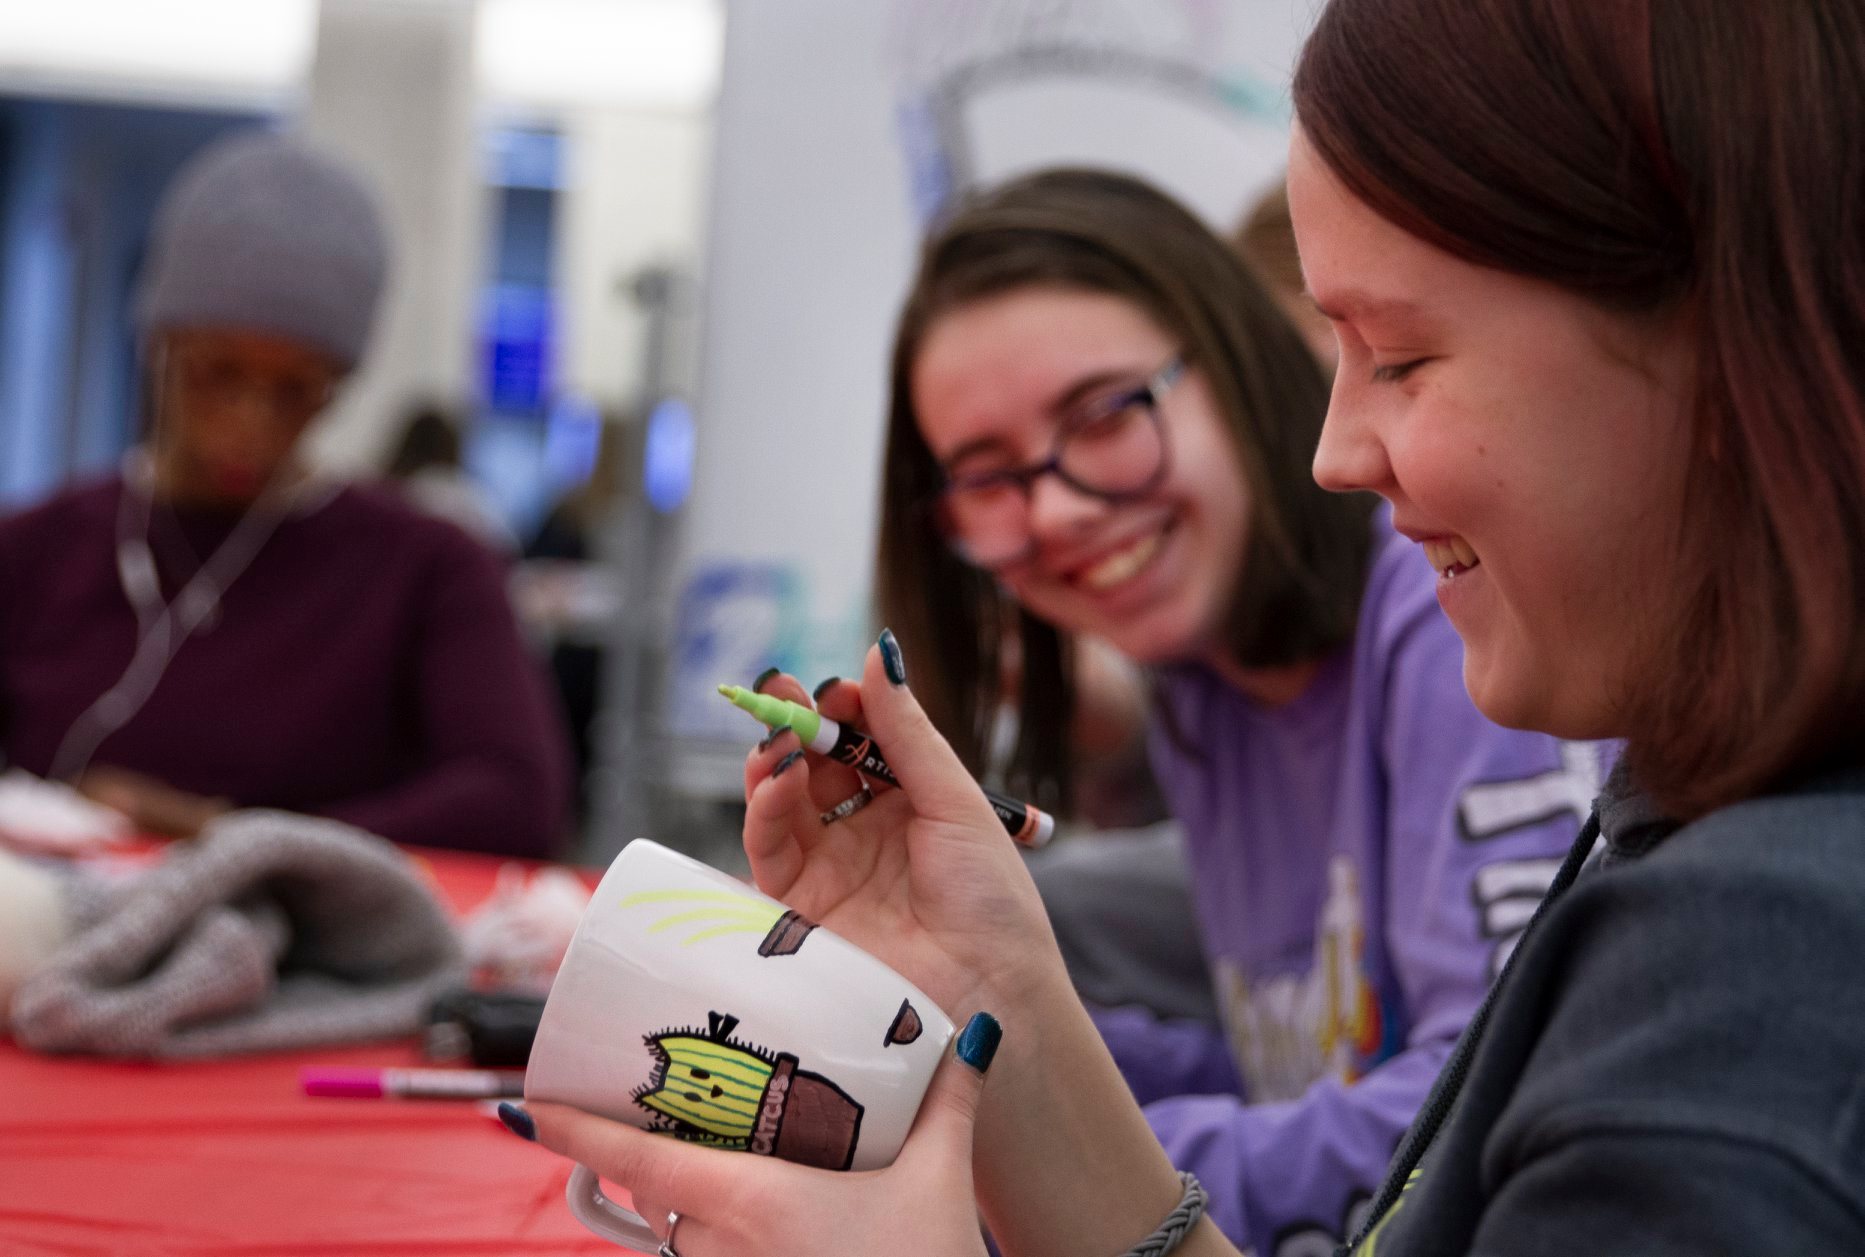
[1290,128,1695,738]
[911,287,1249,664]
[150,327,341,508]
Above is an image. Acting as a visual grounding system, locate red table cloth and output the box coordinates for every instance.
[0,844,619,1255]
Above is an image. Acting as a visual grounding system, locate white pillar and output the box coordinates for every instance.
[296,0,486,474]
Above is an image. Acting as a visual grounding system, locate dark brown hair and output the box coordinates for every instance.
[384,402,463,479]
[1295,0,1865,816]
[875,169,1371,812]
[1234,181,1303,300]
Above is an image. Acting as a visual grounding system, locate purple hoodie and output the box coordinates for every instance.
[1096,515,1609,1256]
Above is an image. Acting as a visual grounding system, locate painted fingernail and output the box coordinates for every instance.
[878,628,907,686]
[758,723,793,752]
[812,676,841,703]
[955,1012,1002,1074]
[772,749,805,778]
[497,1102,536,1141]
[751,666,781,693]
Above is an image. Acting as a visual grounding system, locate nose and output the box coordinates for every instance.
[1311,375,1392,496]
[220,385,279,453]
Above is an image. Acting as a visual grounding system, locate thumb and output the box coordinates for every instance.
[897,1011,1002,1172]
[858,630,1002,829]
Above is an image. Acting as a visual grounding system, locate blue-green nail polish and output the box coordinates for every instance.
[812,676,841,703]
[752,666,781,693]
[758,723,793,752]
[955,1011,1002,1074]
[497,1102,536,1141]
[878,628,907,686]
[772,748,805,778]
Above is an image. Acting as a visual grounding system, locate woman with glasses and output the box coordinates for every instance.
[787,169,1593,1255]
[0,132,568,858]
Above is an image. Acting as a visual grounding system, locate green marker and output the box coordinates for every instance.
[718,683,1055,847]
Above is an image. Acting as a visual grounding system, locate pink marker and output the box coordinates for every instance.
[301,1066,526,1100]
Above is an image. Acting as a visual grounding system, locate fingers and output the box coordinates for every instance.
[812,676,863,728]
[856,634,1002,829]
[739,670,810,798]
[525,1102,746,1224]
[896,1011,1002,1176]
[743,746,816,895]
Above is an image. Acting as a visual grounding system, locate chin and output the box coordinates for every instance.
[1099,614,1203,667]
[1463,653,1607,739]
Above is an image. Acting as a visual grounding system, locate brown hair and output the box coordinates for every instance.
[1295,0,1865,816]
[1234,181,1303,299]
[876,169,1370,812]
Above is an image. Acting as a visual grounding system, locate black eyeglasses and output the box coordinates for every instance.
[933,356,1184,568]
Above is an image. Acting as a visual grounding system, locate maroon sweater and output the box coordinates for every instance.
[0,476,570,858]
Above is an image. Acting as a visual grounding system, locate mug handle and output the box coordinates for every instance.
[567,1163,666,1251]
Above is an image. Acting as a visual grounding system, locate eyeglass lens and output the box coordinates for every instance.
[940,388,1166,566]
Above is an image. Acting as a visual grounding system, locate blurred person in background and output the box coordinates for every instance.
[518,419,634,822]
[767,169,1600,1253]
[381,399,519,556]
[1234,178,1339,372]
[0,131,569,858]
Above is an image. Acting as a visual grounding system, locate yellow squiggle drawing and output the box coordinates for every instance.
[622,889,775,909]
[648,908,776,934]
[624,889,785,947]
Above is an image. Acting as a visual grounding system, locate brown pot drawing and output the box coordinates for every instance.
[883,998,923,1046]
[757,909,819,957]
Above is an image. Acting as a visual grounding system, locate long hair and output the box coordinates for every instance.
[1295,0,1865,816]
[875,169,1367,813]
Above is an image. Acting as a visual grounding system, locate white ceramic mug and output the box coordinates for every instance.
[525,838,955,1250]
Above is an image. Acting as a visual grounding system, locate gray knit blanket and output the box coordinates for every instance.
[10,810,465,1058]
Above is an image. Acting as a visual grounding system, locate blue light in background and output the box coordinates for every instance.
[643,397,695,513]
[542,393,603,489]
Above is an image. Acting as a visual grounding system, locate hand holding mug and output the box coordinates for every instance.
[517,1013,1001,1257]
[521,837,962,1249]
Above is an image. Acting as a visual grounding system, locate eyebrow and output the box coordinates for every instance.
[936,366,1149,470]
[1306,288,1426,323]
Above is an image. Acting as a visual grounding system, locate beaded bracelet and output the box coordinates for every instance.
[1120,1172,1208,1257]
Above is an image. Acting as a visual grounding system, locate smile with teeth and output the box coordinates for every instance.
[1079,530,1165,591]
[1422,536,1480,579]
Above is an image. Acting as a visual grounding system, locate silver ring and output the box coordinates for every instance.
[658,1209,682,1257]
[818,783,874,825]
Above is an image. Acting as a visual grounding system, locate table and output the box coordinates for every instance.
[0,845,620,1255]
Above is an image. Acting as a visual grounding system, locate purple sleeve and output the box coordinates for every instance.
[319,535,571,859]
[1144,610,1598,1255]
[1090,1003,1243,1106]
[1146,1042,1452,1252]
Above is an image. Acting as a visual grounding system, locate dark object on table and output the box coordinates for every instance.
[424,987,546,1068]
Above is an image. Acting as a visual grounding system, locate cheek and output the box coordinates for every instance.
[1384,398,1500,519]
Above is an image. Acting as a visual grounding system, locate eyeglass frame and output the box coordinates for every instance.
[930,354,1187,567]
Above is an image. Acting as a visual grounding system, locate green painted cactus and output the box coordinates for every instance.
[632,1011,865,1170]
[634,1020,773,1145]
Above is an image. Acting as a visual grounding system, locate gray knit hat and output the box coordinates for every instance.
[134,131,391,368]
